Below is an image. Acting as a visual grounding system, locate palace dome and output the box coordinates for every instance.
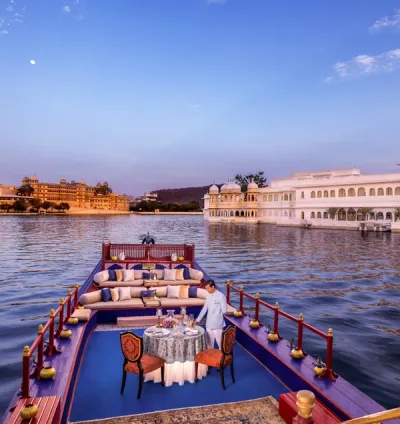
[247,178,258,191]
[221,180,241,193]
[209,184,219,194]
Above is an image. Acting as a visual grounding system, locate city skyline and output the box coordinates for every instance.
[1,0,400,195]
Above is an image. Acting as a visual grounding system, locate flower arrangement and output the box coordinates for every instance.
[162,317,178,328]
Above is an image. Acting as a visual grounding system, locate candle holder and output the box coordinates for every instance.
[156,308,163,328]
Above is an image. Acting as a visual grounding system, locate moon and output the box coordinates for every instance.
[30,60,36,65]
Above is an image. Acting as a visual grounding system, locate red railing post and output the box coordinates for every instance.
[297,313,304,352]
[323,328,336,381]
[273,302,280,338]
[239,286,244,315]
[66,289,72,321]
[74,283,79,310]
[226,280,231,304]
[56,298,64,338]
[255,293,260,322]
[45,309,62,356]
[21,346,30,398]
[36,324,44,379]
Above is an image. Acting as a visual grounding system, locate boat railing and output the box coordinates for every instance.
[226,283,336,381]
[21,284,79,398]
[102,242,195,264]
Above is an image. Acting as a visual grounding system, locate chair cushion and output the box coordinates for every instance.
[83,298,145,310]
[175,269,185,281]
[97,279,144,288]
[115,269,123,282]
[123,269,135,281]
[160,298,205,307]
[101,288,112,302]
[125,354,165,374]
[164,269,176,281]
[71,308,91,321]
[195,349,232,367]
[175,264,190,280]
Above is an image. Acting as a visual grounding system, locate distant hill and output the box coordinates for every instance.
[155,185,217,208]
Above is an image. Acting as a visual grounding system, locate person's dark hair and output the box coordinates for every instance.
[206,279,216,288]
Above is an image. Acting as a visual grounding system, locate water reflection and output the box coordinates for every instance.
[0,216,399,415]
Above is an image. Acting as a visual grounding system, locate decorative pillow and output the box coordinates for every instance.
[189,268,204,281]
[167,285,180,299]
[107,264,123,270]
[110,287,119,302]
[132,264,143,270]
[142,272,150,280]
[155,286,167,297]
[94,270,109,284]
[140,289,156,300]
[119,287,131,301]
[123,269,134,281]
[176,264,190,280]
[175,269,184,281]
[108,269,117,281]
[155,264,166,269]
[134,270,143,279]
[164,269,176,281]
[115,269,123,282]
[197,288,208,299]
[101,288,112,302]
[189,286,198,298]
[180,285,190,299]
[154,269,164,279]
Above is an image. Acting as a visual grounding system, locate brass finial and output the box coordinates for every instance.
[275,302,279,309]
[38,324,43,334]
[74,283,79,288]
[23,346,30,356]
[68,289,72,295]
[328,328,333,336]
[299,313,304,320]
[60,298,65,305]
[240,286,244,291]
[226,280,231,285]
[256,293,260,299]
[50,309,55,318]
[296,390,315,419]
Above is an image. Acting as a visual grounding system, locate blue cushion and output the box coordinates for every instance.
[189,286,198,298]
[108,264,123,270]
[101,288,112,302]
[155,264,166,269]
[132,264,142,270]
[142,272,150,279]
[141,289,156,298]
[176,264,190,280]
[108,269,116,281]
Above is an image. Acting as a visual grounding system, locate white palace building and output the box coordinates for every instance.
[203,167,400,232]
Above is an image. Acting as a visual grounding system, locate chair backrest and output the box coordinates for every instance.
[221,325,236,355]
[120,331,143,363]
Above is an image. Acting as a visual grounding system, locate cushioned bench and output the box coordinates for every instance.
[96,279,202,288]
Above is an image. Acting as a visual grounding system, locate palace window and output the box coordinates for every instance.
[311,191,316,198]
[348,188,356,197]
[268,195,273,201]
[323,212,328,219]
[386,187,393,196]
[330,190,335,197]
[358,187,366,196]
[317,191,322,198]
[310,212,315,218]
[377,188,384,196]
[317,212,322,218]
[274,194,278,201]
[339,188,346,197]
[324,190,328,198]
[395,187,400,195]
[301,191,304,199]
[369,188,375,196]
[284,194,289,201]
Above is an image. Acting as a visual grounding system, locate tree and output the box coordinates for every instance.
[29,198,42,211]
[394,207,400,222]
[326,208,339,219]
[16,184,34,197]
[41,201,51,211]
[13,200,27,212]
[59,202,70,211]
[359,207,374,221]
[95,183,112,196]
[235,171,267,192]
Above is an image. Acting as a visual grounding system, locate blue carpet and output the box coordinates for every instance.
[69,329,287,422]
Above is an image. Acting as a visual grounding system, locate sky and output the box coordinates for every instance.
[1,0,400,196]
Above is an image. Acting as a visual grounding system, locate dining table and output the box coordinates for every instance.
[143,325,208,387]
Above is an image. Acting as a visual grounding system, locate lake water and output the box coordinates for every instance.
[0,215,399,417]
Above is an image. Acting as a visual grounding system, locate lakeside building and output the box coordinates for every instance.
[203,167,400,231]
[0,184,34,206]
[1,176,130,211]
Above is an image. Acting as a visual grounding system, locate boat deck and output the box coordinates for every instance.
[69,327,288,423]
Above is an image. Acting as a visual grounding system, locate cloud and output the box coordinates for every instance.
[0,0,25,34]
[62,5,71,13]
[324,49,400,82]
[370,9,400,32]
[0,29,9,35]
[208,0,228,4]
[189,103,201,109]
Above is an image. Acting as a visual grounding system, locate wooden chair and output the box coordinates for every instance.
[120,331,165,399]
[194,325,236,390]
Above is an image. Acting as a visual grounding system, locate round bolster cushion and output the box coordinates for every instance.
[94,270,109,284]
[189,268,204,280]
[79,290,102,305]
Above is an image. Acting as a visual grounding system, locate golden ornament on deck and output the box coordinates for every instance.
[40,366,56,380]
[290,348,305,359]
[111,256,118,261]
[60,329,72,339]
[249,320,260,329]
[20,403,38,420]
[177,256,184,262]
[267,332,279,342]
[68,317,79,325]
[233,310,243,318]
[314,366,325,376]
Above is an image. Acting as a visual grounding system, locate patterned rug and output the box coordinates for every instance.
[71,396,285,424]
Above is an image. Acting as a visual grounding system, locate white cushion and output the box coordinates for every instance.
[110,287,119,301]
[123,269,134,281]
[197,288,208,299]
[119,287,131,301]
[189,268,203,280]
[167,285,180,299]
[134,270,143,279]
[155,286,167,297]
[164,269,176,281]
[94,270,109,284]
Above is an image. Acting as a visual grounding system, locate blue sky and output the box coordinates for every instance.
[1,0,400,196]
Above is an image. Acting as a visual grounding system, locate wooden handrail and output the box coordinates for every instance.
[342,408,400,424]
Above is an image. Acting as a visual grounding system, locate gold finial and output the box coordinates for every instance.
[240,286,244,291]
[226,280,231,285]
[74,283,79,288]
[50,309,55,318]
[275,302,279,309]
[23,346,30,356]
[256,293,260,299]
[299,313,303,320]
[328,328,333,336]
[296,390,315,419]
[68,289,71,295]
[38,324,43,334]
[60,298,65,305]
